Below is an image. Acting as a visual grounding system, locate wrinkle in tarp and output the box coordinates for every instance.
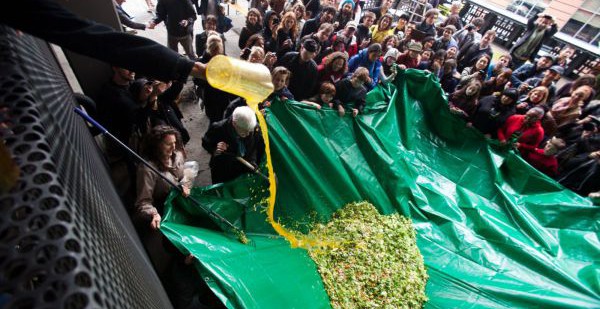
[161,70,600,309]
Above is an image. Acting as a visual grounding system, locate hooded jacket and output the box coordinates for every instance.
[261,11,278,52]
[348,48,382,90]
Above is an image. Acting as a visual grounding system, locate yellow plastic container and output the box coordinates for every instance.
[206,55,274,105]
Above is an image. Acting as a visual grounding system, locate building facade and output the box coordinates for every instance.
[460,0,599,78]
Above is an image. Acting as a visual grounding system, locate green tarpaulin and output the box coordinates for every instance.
[161,70,600,309]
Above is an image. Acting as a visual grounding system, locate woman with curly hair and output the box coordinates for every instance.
[290,2,306,32]
[381,34,400,54]
[318,51,349,84]
[238,8,263,49]
[135,125,188,230]
[134,125,190,275]
[554,74,596,104]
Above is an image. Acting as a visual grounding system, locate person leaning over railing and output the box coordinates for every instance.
[0,0,208,82]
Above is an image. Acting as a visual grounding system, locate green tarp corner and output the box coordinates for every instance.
[162,69,600,309]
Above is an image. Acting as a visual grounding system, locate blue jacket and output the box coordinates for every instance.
[348,48,382,90]
[510,62,545,87]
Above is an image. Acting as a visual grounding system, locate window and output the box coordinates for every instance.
[506,0,551,18]
[560,6,600,47]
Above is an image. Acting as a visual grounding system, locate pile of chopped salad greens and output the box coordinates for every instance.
[307,201,428,309]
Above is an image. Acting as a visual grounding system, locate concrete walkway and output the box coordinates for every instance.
[121,0,250,186]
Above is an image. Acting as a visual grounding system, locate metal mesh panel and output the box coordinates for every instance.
[0,27,172,308]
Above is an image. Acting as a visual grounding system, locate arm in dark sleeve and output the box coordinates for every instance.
[195,33,207,57]
[117,10,147,30]
[355,93,366,112]
[185,0,197,24]
[526,14,537,31]
[274,53,291,68]
[545,23,558,39]
[0,0,195,82]
[153,0,166,24]
[202,124,219,154]
[159,81,184,106]
[510,64,531,87]
[457,41,472,61]
[308,66,319,98]
[238,27,249,49]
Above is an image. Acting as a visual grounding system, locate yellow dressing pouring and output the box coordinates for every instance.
[206,56,305,247]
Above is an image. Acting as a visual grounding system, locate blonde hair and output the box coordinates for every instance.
[206,32,224,56]
[249,46,265,62]
[528,86,550,105]
[290,3,305,20]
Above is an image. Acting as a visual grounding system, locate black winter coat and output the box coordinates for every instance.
[202,117,265,183]
[471,95,515,137]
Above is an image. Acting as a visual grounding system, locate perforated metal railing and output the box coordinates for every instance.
[0,27,172,309]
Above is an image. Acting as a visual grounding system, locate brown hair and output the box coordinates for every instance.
[455,79,482,98]
[361,11,375,21]
[141,125,184,171]
[318,22,334,33]
[272,66,291,84]
[325,51,348,72]
[484,29,496,37]
[275,11,298,40]
[245,33,265,49]
[206,14,217,24]
[246,8,263,27]
[381,34,399,49]
[425,8,439,18]
[377,14,393,30]
[319,82,336,95]
[352,67,372,84]
[472,17,485,28]
[497,69,512,80]
[570,74,596,92]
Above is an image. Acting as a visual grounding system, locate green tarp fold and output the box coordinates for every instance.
[162,70,600,309]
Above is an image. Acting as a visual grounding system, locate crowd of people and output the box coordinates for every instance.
[92,0,600,307]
